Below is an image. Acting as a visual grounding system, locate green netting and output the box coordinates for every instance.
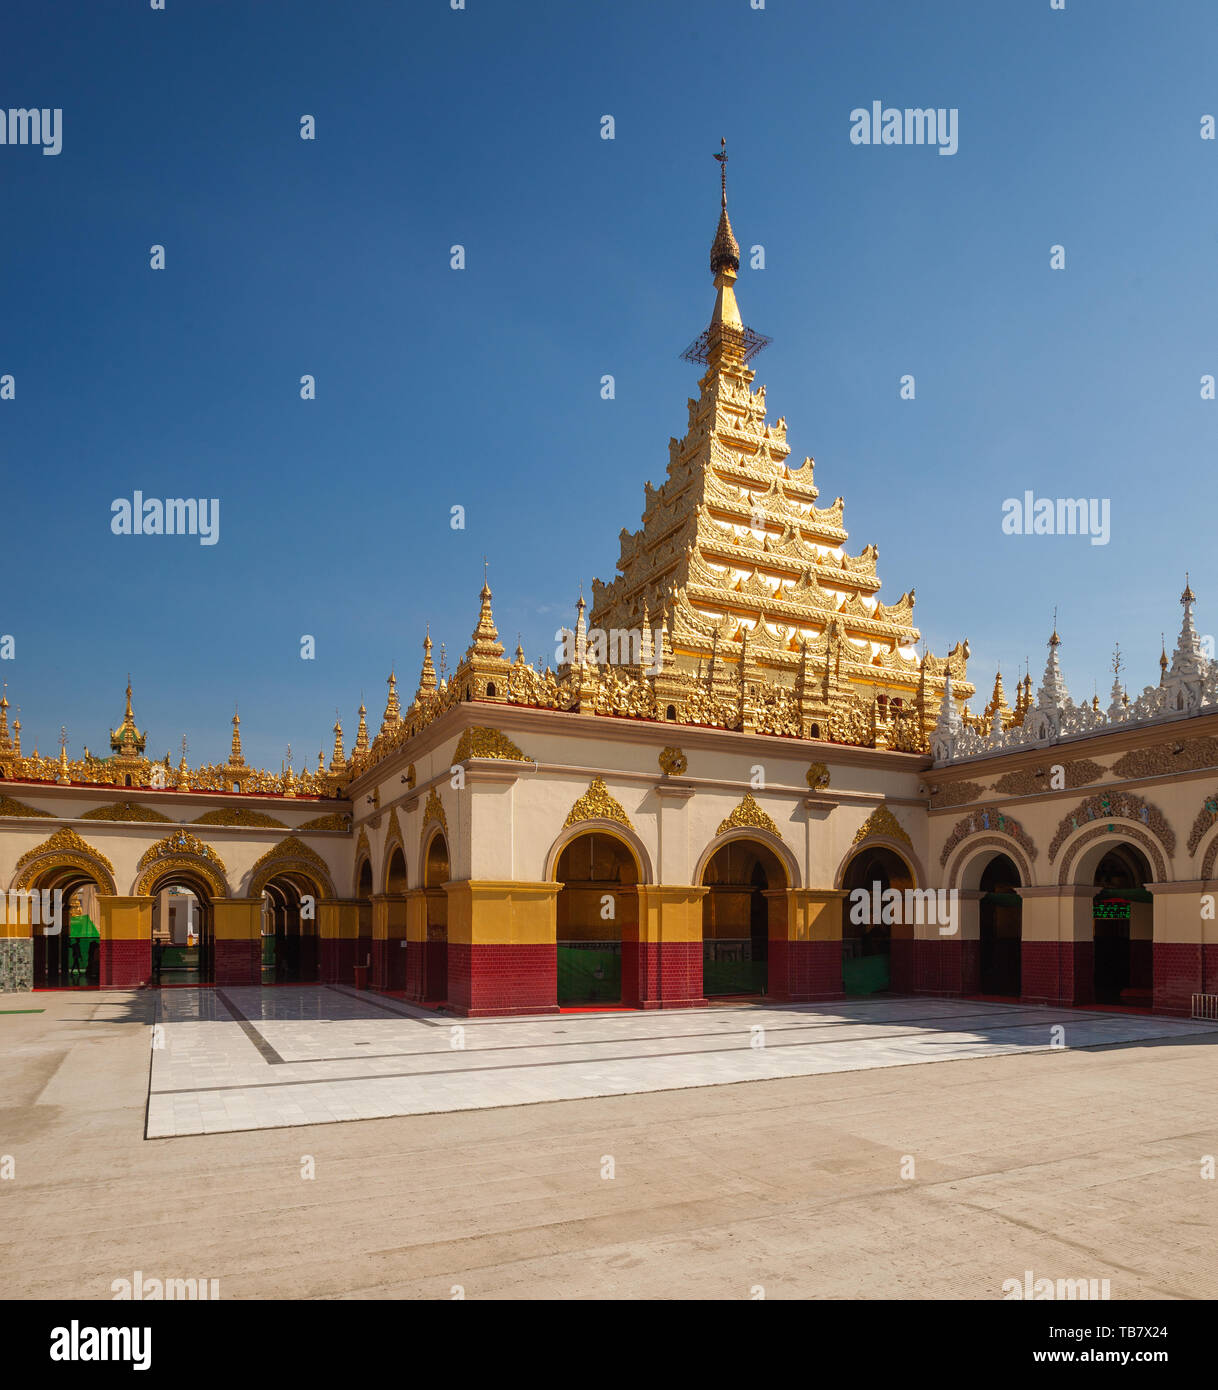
[843,954,890,995]
[703,954,767,996]
[557,943,621,1004]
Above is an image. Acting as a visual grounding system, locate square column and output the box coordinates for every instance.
[318,899,361,985]
[212,898,262,985]
[1017,885,1095,1006]
[371,893,408,991]
[0,900,32,992]
[768,889,846,1002]
[630,885,707,1009]
[914,890,982,997]
[444,880,561,1017]
[1147,881,1217,1015]
[404,890,427,1001]
[96,896,154,987]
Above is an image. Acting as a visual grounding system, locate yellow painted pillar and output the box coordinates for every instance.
[318,898,361,985]
[96,896,154,987]
[445,880,560,1016]
[212,897,262,985]
[771,888,845,1001]
[634,884,707,1009]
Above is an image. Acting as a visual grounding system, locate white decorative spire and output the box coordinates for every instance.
[1037,620,1070,713]
[930,667,963,762]
[1164,575,1207,712]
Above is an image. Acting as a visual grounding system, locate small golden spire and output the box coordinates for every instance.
[57,726,70,784]
[229,706,245,766]
[1160,633,1168,684]
[709,137,740,276]
[176,736,191,791]
[417,627,438,698]
[0,682,10,752]
[330,710,346,771]
[468,569,505,659]
[380,669,402,735]
[354,701,369,755]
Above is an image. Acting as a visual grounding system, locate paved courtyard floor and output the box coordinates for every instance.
[146,987,1213,1137]
[3,988,1217,1299]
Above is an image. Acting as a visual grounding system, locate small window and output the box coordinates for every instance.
[486,682,497,698]
[666,704,677,720]
[810,722,821,739]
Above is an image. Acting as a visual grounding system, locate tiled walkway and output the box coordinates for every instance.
[145,987,1213,1138]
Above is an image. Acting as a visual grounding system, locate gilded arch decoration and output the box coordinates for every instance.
[453,727,529,762]
[12,827,117,895]
[194,806,286,828]
[382,808,407,892]
[0,794,53,819]
[717,792,781,839]
[564,777,632,831]
[248,835,337,899]
[1056,822,1168,886]
[834,836,924,891]
[135,831,229,898]
[80,801,171,823]
[422,788,448,836]
[853,805,912,849]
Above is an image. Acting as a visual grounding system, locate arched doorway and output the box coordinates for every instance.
[423,831,449,1002]
[1090,844,1154,1007]
[147,872,213,985]
[555,832,637,1005]
[979,853,1023,998]
[28,868,103,988]
[355,857,374,980]
[700,838,785,997]
[840,845,914,995]
[260,871,321,984]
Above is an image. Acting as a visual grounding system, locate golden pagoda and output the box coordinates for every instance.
[591,139,972,742]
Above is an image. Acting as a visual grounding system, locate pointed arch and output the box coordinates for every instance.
[247,835,337,900]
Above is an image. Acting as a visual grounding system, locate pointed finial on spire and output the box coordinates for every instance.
[1183,571,1196,606]
[354,701,369,756]
[229,705,244,765]
[330,709,346,770]
[709,137,739,274]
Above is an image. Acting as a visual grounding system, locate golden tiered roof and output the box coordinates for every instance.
[591,141,972,738]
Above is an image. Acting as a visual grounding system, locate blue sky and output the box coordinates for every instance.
[2,0,1215,767]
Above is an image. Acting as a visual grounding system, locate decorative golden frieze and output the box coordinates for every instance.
[193,807,287,828]
[717,792,780,838]
[453,727,529,762]
[658,746,687,776]
[0,794,53,819]
[564,777,633,830]
[354,826,371,866]
[928,780,984,808]
[81,801,172,823]
[296,812,350,832]
[992,760,1105,798]
[853,805,912,849]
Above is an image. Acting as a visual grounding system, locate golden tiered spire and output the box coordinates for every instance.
[354,702,369,755]
[109,677,147,755]
[982,668,1011,731]
[417,627,437,698]
[229,707,245,766]
[1159,634,1168,685]
[0,683,10,753]
[329,711,345,771]
[380,670,402,736]
[591,140,973,735]
[468,569,505,660]
[176,736,191,790]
